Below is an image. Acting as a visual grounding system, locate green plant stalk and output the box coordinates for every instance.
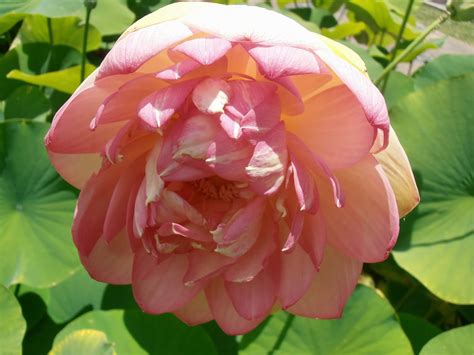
[379,0,415,92]
[268,313,295,354]
[374,11,450,86]
[80,5,93,82]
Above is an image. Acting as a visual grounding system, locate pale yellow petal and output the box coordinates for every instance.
[375,127,420,217]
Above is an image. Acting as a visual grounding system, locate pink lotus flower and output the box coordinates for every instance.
[45,3,419,334]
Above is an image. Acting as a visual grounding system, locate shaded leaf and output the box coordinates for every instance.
[0,286,26,355]
[48,329,115,355]
[239,286,413,355]
[0,121,79,287]
[420,325,474,355]
[4,86,51,121]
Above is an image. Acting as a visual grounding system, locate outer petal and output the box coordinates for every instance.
[132,251,202,314]
[205,278,265,335]
[375,127,419,217]
[98,21,193,79]
[322,155,399,263]
[299,212,327,269]
[225,269,276,321]
[173,291,213,326]
[285,85,375,170]
[278,243,315,308]
[80,230,134,285]
[316,50,389,148]
[287,245,362,318]
[173,37,232,66]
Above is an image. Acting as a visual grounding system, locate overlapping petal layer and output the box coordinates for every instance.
[46,2,418,335]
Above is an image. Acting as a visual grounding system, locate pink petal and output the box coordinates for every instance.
[246,122,288,195]
[174,291,213,326]
[183,251,235,286]
[218,112,242,139]
[173,37,232,65]
[323,155,399,262]
[132,251,202,314]
[226,80,277,117]
[285,85,376,170]
[316,50,389,149]
[205,278,264,335]
[287,133,344,208]
[92,75,168,129]
[278,243,315,308]
[173,114,219,160]
[98,21,193,79]
[133,178,148,238]
[224,217,277,282]
[126,179,143,250]
[104,157,145,243]
[282,210,305,253]
[225,269,276,320]
[72,165,120,256]
[240,95,280,140]
[155,59,201,80]
[299,212,327,269]
[289,152,319,214]
[47,151,102,189]
[157,222,212,242]
[288,245,362,318]
[138,79,199,129]
[80,230,134,285]
[144,141,164,204]
[246,45,322,79]
[162,189,206,226]
[206,129,253,181]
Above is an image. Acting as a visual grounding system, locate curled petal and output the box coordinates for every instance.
[192,78,232,114]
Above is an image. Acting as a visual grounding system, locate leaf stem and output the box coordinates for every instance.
[379,0,415,92]
[81,0,96,82]
[268,313,295,354]
[375,10,449,87]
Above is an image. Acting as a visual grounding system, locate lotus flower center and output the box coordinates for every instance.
[192,177,242,202]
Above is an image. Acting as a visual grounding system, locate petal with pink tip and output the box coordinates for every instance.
[205,278,265,335]
[287,245,362,318]
[226,80,277,117]
[174,292,213,326]
[240,95,281,140]
[161,189,206,226]
[278,243,315,308]
[323,155,399,262]
[173,37,232,65]
[133,251,202,314]
[282,210,305,253]
[246,122,288,195]
[285,85,375,170]
[98,21,193,79]
[183,251,235,286]
[80,230,134,285]
[226,269,276,320]
[246,45,322,79]
[138,79,199,129]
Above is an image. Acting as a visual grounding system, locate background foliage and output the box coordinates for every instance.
[0,0,472,354]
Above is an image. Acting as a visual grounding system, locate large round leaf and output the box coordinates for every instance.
[49,329,115,355]
[0,286,26,355]
[0,121,79,287]
[420,325,474,355]
[391,74,474,304]
[239,285,413,354]
[47,269,107,324]
[54,310,218,355]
